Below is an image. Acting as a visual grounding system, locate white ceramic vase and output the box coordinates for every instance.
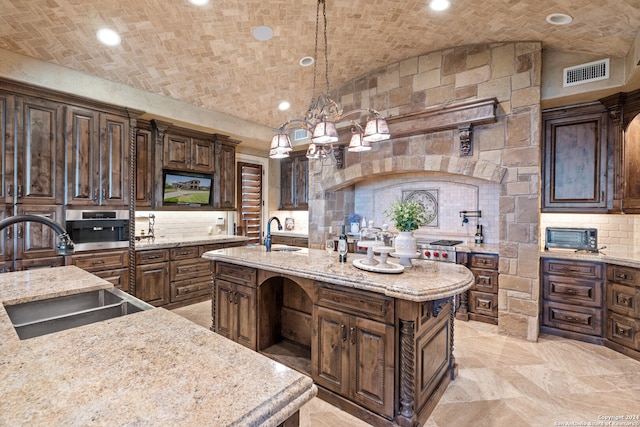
[394,231,417,255]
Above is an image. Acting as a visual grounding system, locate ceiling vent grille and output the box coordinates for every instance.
[563,58,610,87]
[293,129,309,141]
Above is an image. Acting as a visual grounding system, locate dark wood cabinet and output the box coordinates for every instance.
[15,96,65,205]
[213,138,237,209]
[65,108,130,207]
[605,264,640,361]
[540,258,605,344]
[0,92,14,205]
[168,246,211,304]
[280,152,308,210]
[456,252,499,324]
[163,132,214,173]
[135,249,170,307]
[542,103,609,212]
[134,125,154,207]
[271,235,308,247]
[15,204,64,261]
[313,284,394,418]
[70,248,130,292]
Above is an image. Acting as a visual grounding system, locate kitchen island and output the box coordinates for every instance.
[203,246,474,427]
[0,266,316,426]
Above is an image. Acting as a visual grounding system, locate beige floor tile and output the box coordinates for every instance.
[170,300,640,427]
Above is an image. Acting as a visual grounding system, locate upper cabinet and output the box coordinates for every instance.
[134,123,154,208]
[280,152,308,210]
[163,131,214,173]
[0,92,14,205]
[65,107,130,206]
[213,137,238,210]
[15,96,65,205]
[542,103,610,212]
[601,89,640,213]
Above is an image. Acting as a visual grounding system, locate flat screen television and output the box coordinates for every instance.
[162,170,213,207]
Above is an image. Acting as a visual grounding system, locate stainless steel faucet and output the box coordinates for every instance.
[264,216,282,252]
[0,215,75,255]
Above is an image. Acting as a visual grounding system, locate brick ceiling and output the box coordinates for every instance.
[1,0,639,133]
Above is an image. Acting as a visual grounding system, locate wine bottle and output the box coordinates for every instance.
[474,224,484,244]
[338,225,348,263]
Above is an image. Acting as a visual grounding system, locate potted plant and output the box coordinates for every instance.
[384,200,430,255]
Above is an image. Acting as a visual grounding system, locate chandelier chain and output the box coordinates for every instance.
[322,0,329,96]
[312,0,320,100]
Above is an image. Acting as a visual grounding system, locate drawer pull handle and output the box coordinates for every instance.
[350,327,356,345]
[564,315,579,322]
[619,273,627,279]
[147,255,161,259]
[341,325,347,342]
[564,289,577,295]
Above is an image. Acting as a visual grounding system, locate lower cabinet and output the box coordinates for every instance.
[70,248,130,292]
[455,252,499,324]
[215,279,257,350]
[605,264,640,360]
[271,235,308,247]
[135,249,170,306]
[312,283,394,419]
[169,246,211,304]
[540,258,604,344]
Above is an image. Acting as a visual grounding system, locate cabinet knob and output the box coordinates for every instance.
[619,273,627,280]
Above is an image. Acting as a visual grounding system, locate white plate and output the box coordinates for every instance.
[352,258,404,274]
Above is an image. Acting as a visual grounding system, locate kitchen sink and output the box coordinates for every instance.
[4,288,154,340]
[271,245,302,252]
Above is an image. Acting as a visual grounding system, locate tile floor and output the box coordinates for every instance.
[171,301,640,427]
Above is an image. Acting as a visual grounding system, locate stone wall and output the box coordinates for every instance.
[307,42,542,341]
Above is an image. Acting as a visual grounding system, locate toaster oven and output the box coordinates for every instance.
[544,227,598,253]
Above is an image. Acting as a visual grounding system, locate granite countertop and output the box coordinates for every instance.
[135,234,251,250]
[540,248,640,269]
[203,246,474,302]
[0,266,316,426]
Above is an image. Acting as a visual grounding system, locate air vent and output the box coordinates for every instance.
[293,129,309,141]
[563,58,610,87]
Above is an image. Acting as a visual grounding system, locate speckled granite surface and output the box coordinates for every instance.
[203,246,474,302]
[540,248,640,269]
[0,266,316,426]
[135,234,250,250]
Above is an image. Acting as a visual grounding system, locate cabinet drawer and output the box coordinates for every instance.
[216,262,256,287]
[468,291,498,317]
[543,275,603,307]
[94,268,130,292]
[170,245,200,260]
[471,269,498,293]
[202,243,225,253]
[542,259,603,280]
[606,311,640,351]
[607,282,640,318]
[607,265,640,286]
[72,249,129,271]
[136,249,170,264]
[542,301,603,337]
[469,253,498,270]
[315,282,394,324]
[171,258,211,282]
[171,276,211,303]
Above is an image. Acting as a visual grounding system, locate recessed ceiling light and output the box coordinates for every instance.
[252,26,273,41]
[278,101,291,111]
[188,0,209,5]
[96,28,121,47]
[299,56,314,67]
[546,13,573,25]
[429,0,450,11]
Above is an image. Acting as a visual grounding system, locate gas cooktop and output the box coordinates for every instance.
[428,240,463,246]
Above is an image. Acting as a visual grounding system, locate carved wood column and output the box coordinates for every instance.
[398,318,416,421]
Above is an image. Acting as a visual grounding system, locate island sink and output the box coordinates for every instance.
[4,288,154,340]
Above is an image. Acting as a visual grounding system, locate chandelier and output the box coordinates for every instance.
[269,0,391,160]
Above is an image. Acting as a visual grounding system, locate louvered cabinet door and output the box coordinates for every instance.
[237,162,262,244]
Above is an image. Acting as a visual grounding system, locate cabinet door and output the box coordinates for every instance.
[16,97,64,204]
[542,105,608,212]
[215,279,235,340]
[65,106,100,205]
[0,92,14,205]
[293,156,308,209]
[216,142,235,208]
[135,128,153,207]
[350,316,394,418]
[135,262,170,306]
[279,157,295,209]
[100,113,130,206]
[191,138,214,173]
[312,305,350,396]
[0,205,13,270]
[234,283,257,350]
[164,134,190,170]
[15,205,63,260]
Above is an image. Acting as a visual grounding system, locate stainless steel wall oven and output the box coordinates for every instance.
[65,210,129,252]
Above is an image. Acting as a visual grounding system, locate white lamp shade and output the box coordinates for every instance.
[270,133,293,151]
[363,117,391,142]
[269,147,290,159]
[347,132,372,152]
[311,120,339,144]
